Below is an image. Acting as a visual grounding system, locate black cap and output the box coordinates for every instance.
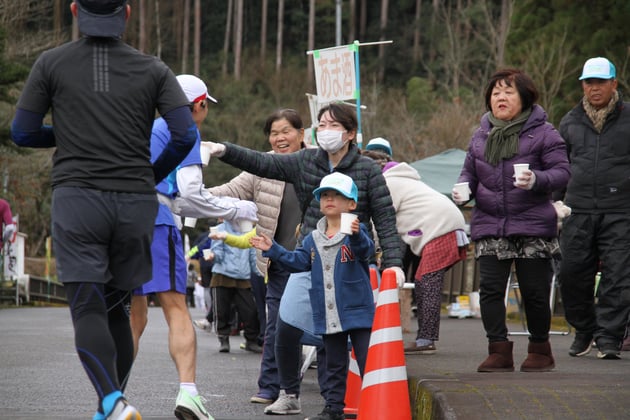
[76,0,127,38]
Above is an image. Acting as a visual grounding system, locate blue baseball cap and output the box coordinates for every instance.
[313,172,358,202]
[579,57,616,80]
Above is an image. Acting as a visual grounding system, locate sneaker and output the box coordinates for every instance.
[404,342,436,355]
[568,333,593,357]
[107,399,142,420]
[174,389,214,420]
[250,393,274,404]
[597,342,621,360]
[193,319,211,330]
[305,406,344,420]
[244,340,263,354]
[263,390,301,414]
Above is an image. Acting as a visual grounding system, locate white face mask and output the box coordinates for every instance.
[317,130,346,153]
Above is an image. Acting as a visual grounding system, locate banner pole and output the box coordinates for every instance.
[354,40,363,149]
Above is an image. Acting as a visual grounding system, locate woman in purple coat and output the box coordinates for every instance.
[453,68,570,373]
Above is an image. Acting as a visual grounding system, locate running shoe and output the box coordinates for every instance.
[174,388,214,420]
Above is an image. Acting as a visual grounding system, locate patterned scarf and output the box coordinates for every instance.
[582,90,618,133]
[484,108,532,166]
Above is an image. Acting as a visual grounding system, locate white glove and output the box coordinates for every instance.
[2,223,16,243]
[204,141,226,157]
[552,200,572,219]
[234,200,259,222]
[514,169,536,190]
[390,266,406,289]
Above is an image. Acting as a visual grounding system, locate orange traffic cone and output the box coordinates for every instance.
[344,268,380,418]
[343,348,361,418]
[357,268,411,420]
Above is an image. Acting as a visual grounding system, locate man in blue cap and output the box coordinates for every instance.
[557,57,630,361]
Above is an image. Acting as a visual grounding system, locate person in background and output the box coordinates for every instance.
[453,68,570,373]
[557,57,630,360]
[251,172,374,420]
[210,217,263,353]
[129,74,258,420]
[189,232,215,330]
[363,149,468,355]
[364,137,393,156]
[201,102,404,420]
[10,1,197,418]
[201,108,306,407]
[186,263,198,308]
[0,198,16,251]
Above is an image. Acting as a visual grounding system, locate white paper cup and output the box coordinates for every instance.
[453,182,470,201]
[184,217,197,228]
[202,249,212,259]
[209,226,219,235]
[513,163,529,178]
[200,142,212,166]
[340,213,358,235]
[239,220,254,232]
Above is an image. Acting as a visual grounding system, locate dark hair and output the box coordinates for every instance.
[317,103,358,134]
[263,109,304,137]
[361,149,392,169]
[484,68,539,112]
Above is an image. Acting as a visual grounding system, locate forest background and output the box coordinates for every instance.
[0,0,629,257]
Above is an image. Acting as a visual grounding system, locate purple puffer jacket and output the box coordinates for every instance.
[459,105,570,241]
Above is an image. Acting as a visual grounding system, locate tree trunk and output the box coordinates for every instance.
[359,0,367,41]
[181,0,190,73]
[222,0,233,76]
[53,0,63,45]
[194,0,201,75]
[377,0,389,83]
[234,0,243,80]
[260,0,268,66]
[275,0,284,73]
[412,0,421,64]
[155,0,162,58]
[347,0,356,43]
[138,0,146,53]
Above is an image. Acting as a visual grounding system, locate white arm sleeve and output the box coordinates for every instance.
[175,164,239,220]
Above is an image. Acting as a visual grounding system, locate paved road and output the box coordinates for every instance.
[3,306,630,419]
[0,306,323,420]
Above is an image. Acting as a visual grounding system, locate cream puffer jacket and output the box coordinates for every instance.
[207,171,286,276]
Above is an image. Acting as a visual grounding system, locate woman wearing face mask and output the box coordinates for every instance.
[202,102,403,420]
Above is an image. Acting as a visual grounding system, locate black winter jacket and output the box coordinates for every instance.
[219,142,403,268]
[559,93,630,212]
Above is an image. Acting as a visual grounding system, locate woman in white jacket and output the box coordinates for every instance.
[364,150,469,354]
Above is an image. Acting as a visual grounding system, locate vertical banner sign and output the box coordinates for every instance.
[313,44,358,103]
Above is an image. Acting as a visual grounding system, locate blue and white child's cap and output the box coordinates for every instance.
[313,172,358,202]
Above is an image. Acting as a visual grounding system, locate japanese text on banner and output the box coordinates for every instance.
[313,45,357,103]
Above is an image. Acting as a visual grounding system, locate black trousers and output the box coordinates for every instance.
[479,256,552,343]
[559,213,630,345]
[213,285,260,342]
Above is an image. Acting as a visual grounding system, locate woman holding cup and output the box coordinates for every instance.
[453,68,570,373]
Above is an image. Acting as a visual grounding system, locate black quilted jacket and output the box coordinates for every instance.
[219,142,403,268]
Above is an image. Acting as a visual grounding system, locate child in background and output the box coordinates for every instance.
[210,217,263,353]
[250,172,374,420]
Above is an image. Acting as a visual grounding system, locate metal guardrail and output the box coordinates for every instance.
[0,275,66,305]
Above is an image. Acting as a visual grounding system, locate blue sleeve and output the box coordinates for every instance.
[10,108,55,148]
[152,105,196,184]
[349,224,376,261]
[263,238,313,273]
